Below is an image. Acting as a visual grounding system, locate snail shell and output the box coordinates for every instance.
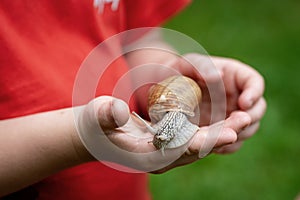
[148,75,202,123]
[147,75,202,151]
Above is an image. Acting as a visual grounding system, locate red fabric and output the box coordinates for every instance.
[0,0,190,199]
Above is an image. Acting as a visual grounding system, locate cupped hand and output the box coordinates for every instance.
[77,96,250,173]
[168,54,267,154]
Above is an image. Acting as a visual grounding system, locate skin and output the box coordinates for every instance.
[170,53,267,154]
[0,108,94,196]
[0,32,266,196]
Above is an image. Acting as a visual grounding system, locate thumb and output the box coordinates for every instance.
[94,96,130,130]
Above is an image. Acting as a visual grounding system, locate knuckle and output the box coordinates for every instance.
[238,122,260,140]
[226,58,245,67]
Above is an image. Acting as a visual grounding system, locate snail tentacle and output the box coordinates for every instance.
[132,111,156,134]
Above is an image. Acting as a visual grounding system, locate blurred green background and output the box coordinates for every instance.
[150,0,300,199]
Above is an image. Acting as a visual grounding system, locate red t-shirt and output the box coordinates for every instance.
[0,0,190,199]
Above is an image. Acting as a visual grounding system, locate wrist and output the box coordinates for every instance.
[71,106,96,163]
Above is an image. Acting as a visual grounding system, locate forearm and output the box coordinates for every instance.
[0,107,94,196]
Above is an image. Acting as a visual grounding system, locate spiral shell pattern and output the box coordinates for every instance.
[148,75,202,123]
[147,75,202,151]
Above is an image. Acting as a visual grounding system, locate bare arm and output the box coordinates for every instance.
[0,107,94,196]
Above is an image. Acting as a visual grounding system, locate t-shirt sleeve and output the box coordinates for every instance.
[123,0,191,29]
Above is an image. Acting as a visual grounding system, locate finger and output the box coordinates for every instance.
[224,111,252,133]
[209,56,265,102]
[237,122,260,141]
[246,97,267,123]
[213,141,244,154]
[94,96,130,130]
[237,67,265,110]
[188,125,237,156]
[209,57,265,111]
[153,126,236,173]
[188,111,250,157]
[153,117,250,173]
[176,54,223,83]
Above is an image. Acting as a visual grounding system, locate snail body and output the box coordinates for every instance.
[151,111,199,150]
[134,75,202,153]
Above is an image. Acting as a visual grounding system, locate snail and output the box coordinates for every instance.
[133,75,202,154]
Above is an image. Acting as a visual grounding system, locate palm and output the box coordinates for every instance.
[102,114,195,173]
[105,114,155,153]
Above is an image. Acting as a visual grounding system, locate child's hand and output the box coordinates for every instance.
[169,54,266,154]
[77,96,250,173]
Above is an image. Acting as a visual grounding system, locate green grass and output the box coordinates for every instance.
[150,0,300,199]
